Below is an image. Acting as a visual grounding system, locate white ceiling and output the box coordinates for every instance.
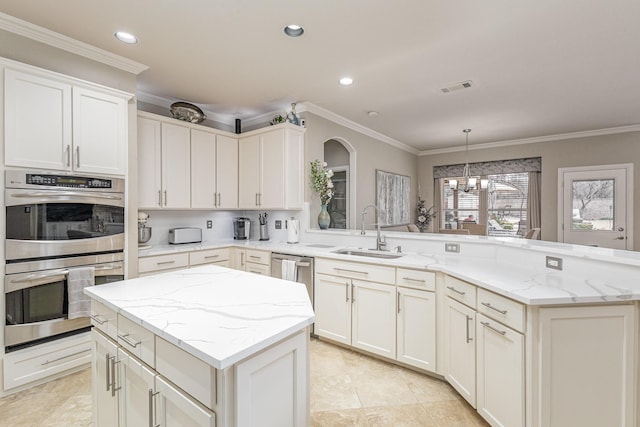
[1,0,639,151]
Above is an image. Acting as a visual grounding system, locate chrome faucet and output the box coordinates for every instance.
[360,204,388,251]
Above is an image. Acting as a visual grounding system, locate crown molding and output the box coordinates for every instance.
[0,12,148,75]
[418,124,640,156]
[302,102,419,155]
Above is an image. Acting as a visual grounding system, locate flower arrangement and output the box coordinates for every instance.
[416,197,436,232]
[310,160,334,205]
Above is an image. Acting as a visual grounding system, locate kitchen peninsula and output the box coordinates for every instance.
[85,265,314,427]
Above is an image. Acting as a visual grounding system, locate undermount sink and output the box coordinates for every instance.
[332,248,404,259]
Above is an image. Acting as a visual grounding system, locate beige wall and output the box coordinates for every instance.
[418,131,640,249]
[303,112,419,231]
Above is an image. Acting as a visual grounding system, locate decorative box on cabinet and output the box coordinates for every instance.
[4,66,129,175]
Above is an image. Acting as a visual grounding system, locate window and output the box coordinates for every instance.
[442,172,530,237]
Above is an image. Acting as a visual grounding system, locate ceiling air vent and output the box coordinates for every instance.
[441,80,473,93]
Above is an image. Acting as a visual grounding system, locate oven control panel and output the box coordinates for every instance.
[26,174,112,189]
[5,170,124,193]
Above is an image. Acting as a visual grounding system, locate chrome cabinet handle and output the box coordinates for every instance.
[204,254,219,259]
[481,321,507,336]
[447,286,466,296]
[402,277,426,283]
[466,315,473,343]
[75,146,80,168]
[351,282,356,304]
[335,268,368,276]
[397,291,401,313]
[148,389,160,427]
[40,349,89,366]
[118,333,141,348]
[156,260,175,265]
[158,190,162,207]
[614,236,625,240]
[110,356,121,397]
[481,302,508,315]
[163,190,167,206]
[89,314,107,325]
[255,193,259,206]
[65,145,71,167]
[217,193,221,206]
[106,353,112,392]
[345,282,349,302]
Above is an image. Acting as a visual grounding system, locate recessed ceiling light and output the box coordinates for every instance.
[284,25,304,37]
[367,111,379,118]
[339,77,353,86]
[114,31,138,44]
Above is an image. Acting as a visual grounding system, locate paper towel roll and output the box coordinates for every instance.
[287,219,300,244]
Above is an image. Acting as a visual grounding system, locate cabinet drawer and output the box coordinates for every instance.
[117,314,155,368]
[477,288,525,333]
[396,268,435,291]
[90,299,118,340]
[139,253,189,274]
[444,275,477,308]
[3,332,91,390]
[316,258,395,284]
[245,249,270,265]
[189,247,230,266]
[156,337,216,410]
[246,262,270,276]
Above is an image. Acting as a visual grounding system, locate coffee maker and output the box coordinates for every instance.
[233,217,250,240]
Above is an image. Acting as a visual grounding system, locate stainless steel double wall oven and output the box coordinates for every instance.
[4,170,125,351]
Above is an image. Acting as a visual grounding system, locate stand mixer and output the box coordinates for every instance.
[138,212,152,247]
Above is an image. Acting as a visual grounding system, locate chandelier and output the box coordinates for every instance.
[449,129,488,192]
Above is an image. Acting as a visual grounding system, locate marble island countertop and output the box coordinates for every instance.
[85,265,315,369]
[139,234,640,306]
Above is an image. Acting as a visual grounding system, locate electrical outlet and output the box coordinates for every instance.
[445,243,460,253]
[275,220,282,230]
[206,220,213,229]
[546,256,563,270]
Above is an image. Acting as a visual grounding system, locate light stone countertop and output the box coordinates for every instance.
[85,265,315,369]
[138,234,640,306]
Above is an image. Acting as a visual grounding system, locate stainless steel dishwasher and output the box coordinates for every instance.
[270,252,314,309]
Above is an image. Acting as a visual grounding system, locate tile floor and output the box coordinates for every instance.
[0,338,488,426]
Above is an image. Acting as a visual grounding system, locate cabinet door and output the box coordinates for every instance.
[155,375,216,427]
[216,134,238,209]
[138,117,162,208]
[476,314,524,427]
[5,68,71,170]
[236,331,308,427]
[72,87,127,175]
[397,287,436,372]
[92,329,119,427]
[238,134,261,208]
[539,305,635,427]
[314,274,351,345]
[161,123,191,209]
[443,297,476,408]
[259,129,285,209]
[190,129,217,208]
[118,348,156,427]
[352,280,396,359]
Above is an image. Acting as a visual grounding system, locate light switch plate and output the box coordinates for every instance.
[445,243,460,253]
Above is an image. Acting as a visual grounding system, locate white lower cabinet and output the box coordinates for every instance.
[537,305,635,427]
[118,347,156,426]
[396,286,436,371]
[155,376,216,427]
[443,296,476,407]
[232,248,271,276]
[92,329,120,427]
[476,313,524,427]
[314,273,352,345]
[351,279,396,359]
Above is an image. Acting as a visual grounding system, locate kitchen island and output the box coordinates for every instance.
[85,264,314,427]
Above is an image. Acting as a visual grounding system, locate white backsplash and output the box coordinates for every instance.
[139,205,309,246]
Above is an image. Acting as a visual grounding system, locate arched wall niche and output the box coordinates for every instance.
[323,138,357,229]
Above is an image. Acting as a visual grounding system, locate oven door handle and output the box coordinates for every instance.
[10,191,123,201]
[6,264,123,292]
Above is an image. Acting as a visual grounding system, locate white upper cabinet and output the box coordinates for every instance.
[238,125,304,210]
[191,129,238,209]
[4,67,129,175]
